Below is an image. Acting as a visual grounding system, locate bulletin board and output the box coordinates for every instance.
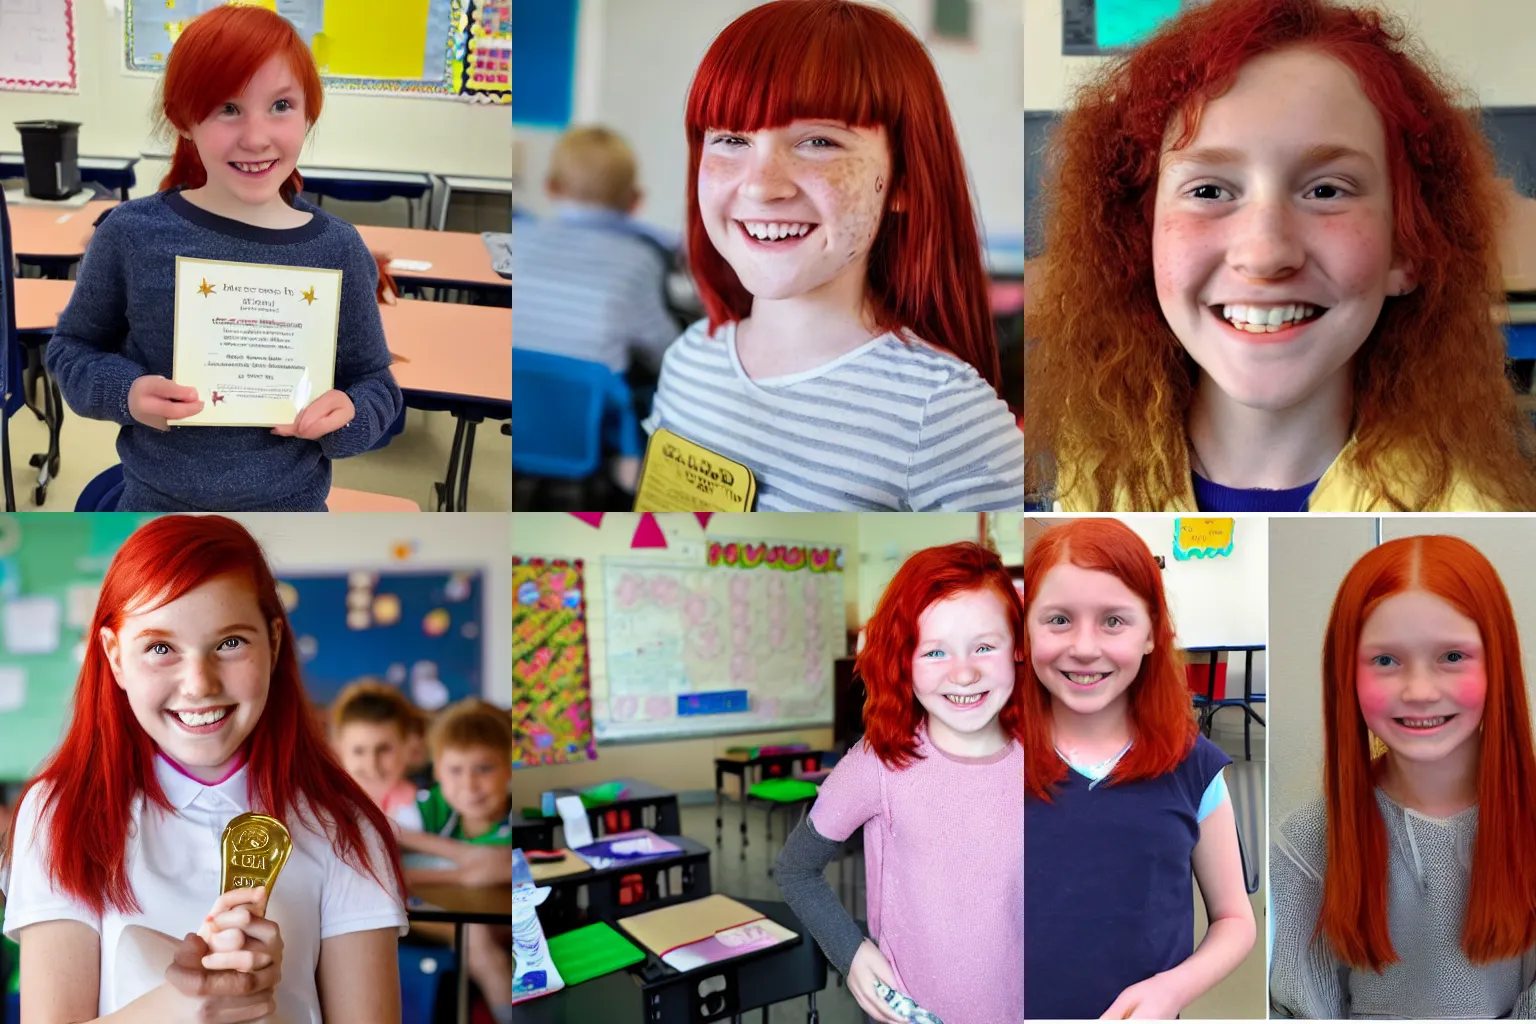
[511,0,576,128]
[123,0,506,102]
[598,541,844,742]
[278,569,484,709]
[0,0,79,94]
[512,557,595,769]
[0,514,155,782]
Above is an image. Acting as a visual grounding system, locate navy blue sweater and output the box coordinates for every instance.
[1024,734,1232,1019]
[45,188,403,511]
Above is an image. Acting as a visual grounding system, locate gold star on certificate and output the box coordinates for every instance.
[301,286,317,305]
[197,277,216,297]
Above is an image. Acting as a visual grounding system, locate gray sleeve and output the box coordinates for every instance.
[774,815,867,978]
[1270,804,1348,1019]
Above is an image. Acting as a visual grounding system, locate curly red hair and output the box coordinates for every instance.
[1319,535,1536,969]
[856,542,1025,769]
[1020,519,1196,802]
[1024,0,1536,510]
[683,0,1000,393]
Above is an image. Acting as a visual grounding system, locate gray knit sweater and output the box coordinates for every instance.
[44,188,402,511]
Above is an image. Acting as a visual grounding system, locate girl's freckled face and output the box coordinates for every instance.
[1149,47,1415,415]
[697,119,892,303]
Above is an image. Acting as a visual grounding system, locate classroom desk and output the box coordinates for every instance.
[520,898,826,1024]
[408,884,511,1024]
[382,297,511,511]
[325,488,420,511]
[714,752,827,859]
[356,224,510,297]
[517,778,682,846]
[435,174,513,231]
[14,278,74,331]
[8,200,116,272]
[298,166,434,228]
[536,835,712,937]
[0,153,139,201]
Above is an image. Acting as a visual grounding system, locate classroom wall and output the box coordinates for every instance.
[514,0,1025,241]
[226,513,512,706]
[1268,517,1536,829]
[511,511,1017,794]
[0,0,511,204]
[1023,0,1536,110]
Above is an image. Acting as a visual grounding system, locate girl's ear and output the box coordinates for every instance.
[1387,256,1418,298]
[99,627,125,687]
[1144,639,1154,654]
[269,619,283,663]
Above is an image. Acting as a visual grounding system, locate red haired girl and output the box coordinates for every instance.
[1271,535,1536,1017]
[1022,519,1254,1018]
[644,0,1023,512]
[775,542,1024,1022]
[0,515,406,1022]
[1025,0,1536,512]
[44,4,404,512]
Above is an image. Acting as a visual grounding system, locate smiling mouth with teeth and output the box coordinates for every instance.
[739,221,817,243]
[232,160,277,174]
[169,706,233,727]
[1063,672,1109,687]
[943,692,986,705]
[1395,714,1454,730]
[1216,302,1327,333]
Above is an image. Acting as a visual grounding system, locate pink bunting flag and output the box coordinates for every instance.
[569,513,605,529]
[694,513,714,530]
[631,513,668,549]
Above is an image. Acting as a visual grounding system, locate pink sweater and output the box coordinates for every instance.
[810,724,1024,1024]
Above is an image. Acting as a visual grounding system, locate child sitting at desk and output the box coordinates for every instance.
[398,698,513,1024]
[331,679,427,831]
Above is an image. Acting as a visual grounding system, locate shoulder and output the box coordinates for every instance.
[1275,794,1329,876]
[1186,733,1233,777]
[660,319,727,368]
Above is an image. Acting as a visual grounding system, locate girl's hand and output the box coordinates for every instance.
[847,940,908,1024]
[161,930,279,1023]
[1100,972,1187,1020]
[271,389,354,440]
[128,375,204,430]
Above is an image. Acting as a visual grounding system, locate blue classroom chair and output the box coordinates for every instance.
[399,943,455,1024]
[75,463,125,511]
[512,349,642,481]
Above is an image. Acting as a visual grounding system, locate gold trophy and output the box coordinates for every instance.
[220,812,293,898]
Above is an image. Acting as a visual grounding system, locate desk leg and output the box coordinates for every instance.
[715,765,724,846]
[437,415,469,511]
[741,767,751,860]
[439,183,453,231]
[456,418,479,512]
[455,921,470,1024]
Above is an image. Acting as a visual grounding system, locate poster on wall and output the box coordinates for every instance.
[512,557,597,769]
[1173,518,1234,561]
[278,569,484,708]
[0,0,78,95]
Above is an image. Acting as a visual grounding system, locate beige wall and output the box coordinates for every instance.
[1269,517,1536,829]
[511,512,1017,794]
[0,0,510,210]
[1024,0,1536,110]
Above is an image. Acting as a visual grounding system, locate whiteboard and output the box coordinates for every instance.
[0,0,79,94]
[598,554,844,741]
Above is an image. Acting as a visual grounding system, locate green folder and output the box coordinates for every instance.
[547,922,646,986]
[748,778,821,803]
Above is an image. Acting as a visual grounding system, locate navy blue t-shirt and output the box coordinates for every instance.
[1024,734,1232,1019]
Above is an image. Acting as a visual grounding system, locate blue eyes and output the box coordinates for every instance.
[1367,651,1468,668]
[920,644,995,659]
[145,637,247,656]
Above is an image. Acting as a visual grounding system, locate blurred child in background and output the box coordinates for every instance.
[332,680,427,831]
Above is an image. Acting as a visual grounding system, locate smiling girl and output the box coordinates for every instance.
[645,0,1022,511]
[1022,519,1254,1018]
[775,542,1024,1023]
[44,4,403,511]
[1025,0,1536,511]
[1271,535,1536,1018]
[0,515,407,1022]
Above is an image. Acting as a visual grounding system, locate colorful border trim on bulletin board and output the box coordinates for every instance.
[706,541,845,573]
[0,0,78,94]
[123,0,503,102]
[1172,518,1235,561]
[513,557,597,768]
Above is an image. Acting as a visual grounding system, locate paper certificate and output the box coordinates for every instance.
[171,256,342,427]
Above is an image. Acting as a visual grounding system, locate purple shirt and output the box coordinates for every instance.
[809,724,1024,1024]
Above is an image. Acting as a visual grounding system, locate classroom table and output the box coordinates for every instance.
[357,224,510,301]
[714,752,827,859]
[382,297,510,511]
[325,488,420,511]
[512,812,555,853]
[518,778,682,846]
[0,153,139,201]
[298,167,434,228]
[536,835,712,937]
[519,898,826,1024]
[435,174,514,231]
[409,883,511,1024]
[8,200,116,273]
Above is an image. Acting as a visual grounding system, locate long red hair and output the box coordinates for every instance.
[0,516,406,917]
[856,542,1025,769]
[156,3,321,206]
[1021,519,1197,802]
[1319,535,1536,969]
[1024,0,1536,510]
[683,0,1001,393]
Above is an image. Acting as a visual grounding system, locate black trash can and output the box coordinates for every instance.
[14,120,82,201]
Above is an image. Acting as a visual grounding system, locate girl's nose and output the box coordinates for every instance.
[1225,195,1305,281]
[740,148,796,203]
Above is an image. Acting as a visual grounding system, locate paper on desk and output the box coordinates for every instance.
[556,795,594,849]
[388,259,432,272]
[2,596,61,654]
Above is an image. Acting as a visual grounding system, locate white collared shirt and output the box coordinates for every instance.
[1,755,407,1021]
